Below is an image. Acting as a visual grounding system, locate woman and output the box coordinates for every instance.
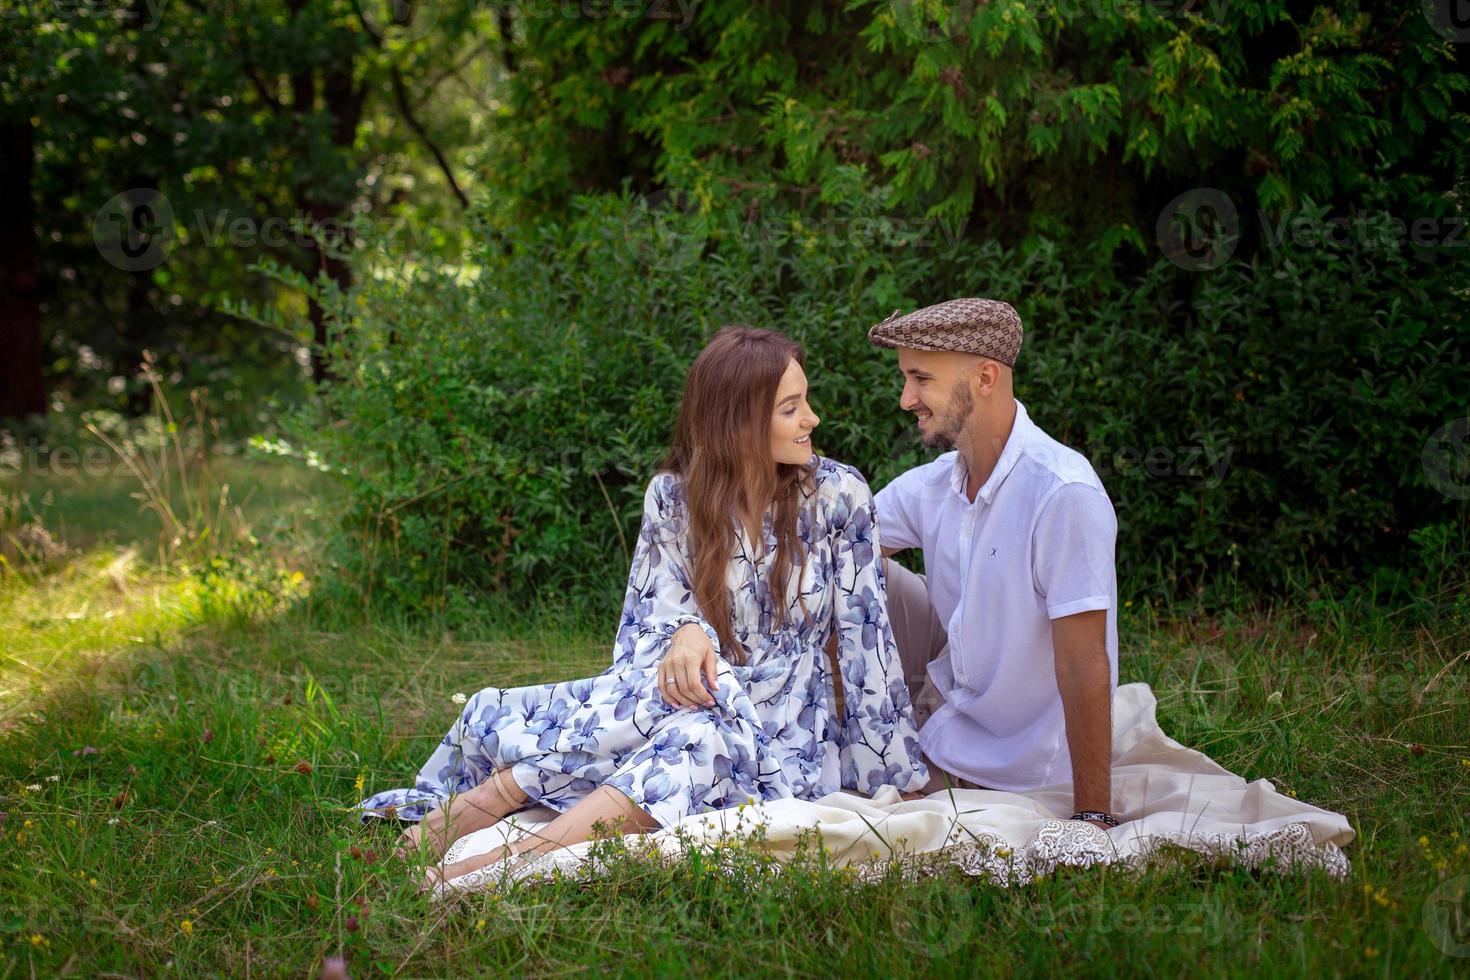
[358,327,928,887]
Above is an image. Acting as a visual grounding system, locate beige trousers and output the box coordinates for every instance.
[882,557,989,794]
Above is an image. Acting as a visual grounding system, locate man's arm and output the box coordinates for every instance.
[873,471,922,560]
[1051,609,1112,825]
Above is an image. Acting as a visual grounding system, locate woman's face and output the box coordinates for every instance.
[769,358,820,466]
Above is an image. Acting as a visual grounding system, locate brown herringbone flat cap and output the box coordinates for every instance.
[867,297,1023,366]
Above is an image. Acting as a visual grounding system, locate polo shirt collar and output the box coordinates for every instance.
[947,399,1034,505]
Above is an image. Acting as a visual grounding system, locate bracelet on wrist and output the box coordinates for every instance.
[1070,810,1119,828]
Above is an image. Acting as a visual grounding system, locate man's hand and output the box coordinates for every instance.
[660,623,719,708]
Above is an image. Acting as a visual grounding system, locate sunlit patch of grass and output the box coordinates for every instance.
[0,547,213,719]
[2,442,335,719]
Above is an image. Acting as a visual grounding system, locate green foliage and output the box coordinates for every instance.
[485,0,1469,254]
[3,0,492,418]
[254,186,1465,611]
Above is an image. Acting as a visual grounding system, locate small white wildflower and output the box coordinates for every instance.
[1266,691,1283,704]
[451,692,468,705]
[25,783,41,791]
[45,775,60,782]
[107,818,119,825]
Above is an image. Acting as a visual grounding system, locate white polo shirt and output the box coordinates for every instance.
[874,399,1118,792]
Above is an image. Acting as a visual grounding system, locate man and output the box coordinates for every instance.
[868,298,1121,831]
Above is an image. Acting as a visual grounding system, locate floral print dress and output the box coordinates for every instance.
[357,457,928,831]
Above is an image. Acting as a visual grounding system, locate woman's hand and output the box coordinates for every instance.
[660,624,719,708]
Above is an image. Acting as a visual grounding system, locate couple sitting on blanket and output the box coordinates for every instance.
[359,297,1120,890]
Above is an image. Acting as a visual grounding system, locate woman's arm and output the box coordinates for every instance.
[828,468,929,795]
[610,473,722,671]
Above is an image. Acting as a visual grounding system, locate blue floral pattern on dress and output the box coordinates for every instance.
[358,457,928,830]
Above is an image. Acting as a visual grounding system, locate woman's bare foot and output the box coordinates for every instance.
[416,843,517,893]
[419,784,661,893]
[393,769,529,864]
[394,822,447,863]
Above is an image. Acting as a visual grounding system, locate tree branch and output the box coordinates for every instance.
[389,66,470,210]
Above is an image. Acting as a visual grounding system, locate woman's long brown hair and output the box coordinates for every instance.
[660,327,815,664]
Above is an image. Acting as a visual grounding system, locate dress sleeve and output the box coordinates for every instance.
[610,473,723,670]
[828,467,929,794]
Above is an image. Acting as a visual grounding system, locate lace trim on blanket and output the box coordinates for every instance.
[429,818,1350,900]
[920,819,1351,888]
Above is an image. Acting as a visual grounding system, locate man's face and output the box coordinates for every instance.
[896,348,976,450]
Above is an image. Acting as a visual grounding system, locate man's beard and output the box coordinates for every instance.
[921,383,974,450]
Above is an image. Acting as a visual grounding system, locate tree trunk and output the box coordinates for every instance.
[285,5,363,387]
[118,174,161,415]
[0,119,46,421]
[300,66,362,386]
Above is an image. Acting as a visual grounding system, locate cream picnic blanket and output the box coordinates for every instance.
[432,683,1354,897]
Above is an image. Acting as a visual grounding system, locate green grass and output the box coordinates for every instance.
[1,458,1467,976]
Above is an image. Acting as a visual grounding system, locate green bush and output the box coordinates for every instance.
[247,189,1466,613]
